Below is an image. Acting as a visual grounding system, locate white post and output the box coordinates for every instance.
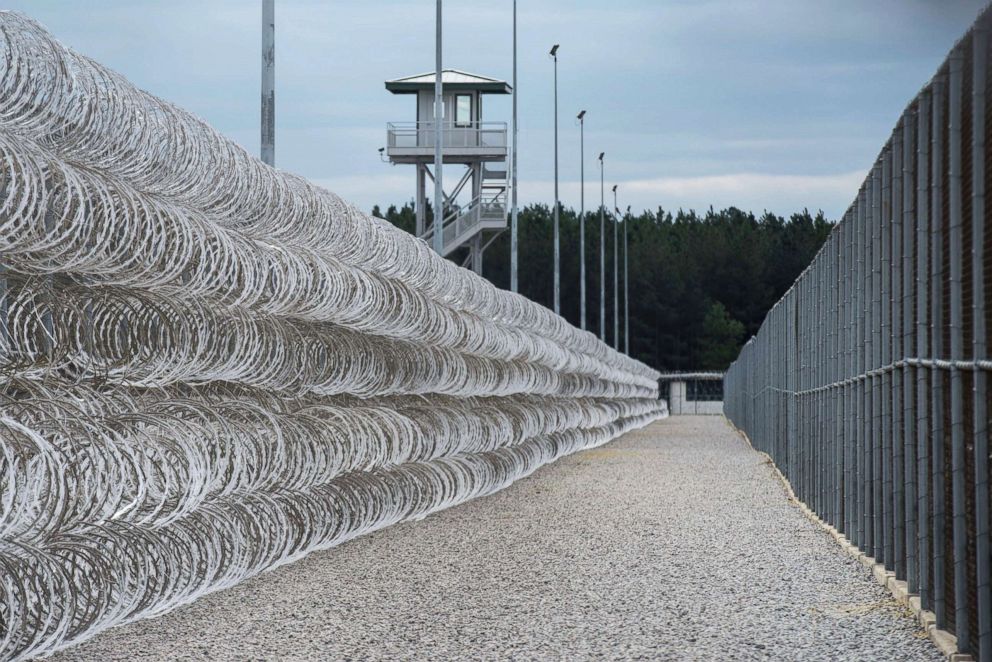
[579,111,586,330]
[624,206,629,354]
[599,153,605,342]
[671,381,686,415]
[613,185,618,350]
[510,0,519,292]
[433,1,444,256]
[260,0,275,166]
[552,47,560,315]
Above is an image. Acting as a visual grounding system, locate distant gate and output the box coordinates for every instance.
[658,372,724,415]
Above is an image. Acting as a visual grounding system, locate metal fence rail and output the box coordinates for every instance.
[724,9,992,660]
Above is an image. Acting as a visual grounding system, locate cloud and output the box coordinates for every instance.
[514,171,865,219]
[321,169,867,221]
[623,170,865,198]
[311,174,415,212]
[8,0,979,223]
[637,171,867,217]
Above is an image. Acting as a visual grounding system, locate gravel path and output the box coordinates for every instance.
[51,416,940,661]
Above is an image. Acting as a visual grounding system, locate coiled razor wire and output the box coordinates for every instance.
[0,11,665,659]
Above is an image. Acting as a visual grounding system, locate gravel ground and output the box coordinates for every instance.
[51,416,940,661]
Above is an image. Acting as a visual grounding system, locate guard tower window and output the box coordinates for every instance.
[455,94,473,127]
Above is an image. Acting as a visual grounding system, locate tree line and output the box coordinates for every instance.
[372,202,833,372]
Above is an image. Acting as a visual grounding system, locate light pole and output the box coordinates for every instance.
[612,184,618,350]
[510,0,519,292]
[550,44,560,315]
[624,204,630,355]
[433,0,444,256]
[598,152,605,342]
[261,0,275,166]
[577,110,587,330]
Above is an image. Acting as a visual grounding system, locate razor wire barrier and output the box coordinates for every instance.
[724,8,992,660]
[0,12,666,660]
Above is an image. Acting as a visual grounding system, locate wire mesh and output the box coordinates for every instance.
[724,10,992,660]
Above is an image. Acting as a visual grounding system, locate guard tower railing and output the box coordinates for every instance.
[724,10,992,660]
[386,121,507,155]
[420,193,507,257]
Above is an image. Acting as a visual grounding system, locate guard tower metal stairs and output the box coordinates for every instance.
[421,162,507,259]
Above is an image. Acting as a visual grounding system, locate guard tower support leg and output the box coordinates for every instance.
[471,236,483,275]
[471,161,483,274]
[416,164,426,236]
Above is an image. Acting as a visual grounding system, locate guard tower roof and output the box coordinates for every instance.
[385,69,512,94]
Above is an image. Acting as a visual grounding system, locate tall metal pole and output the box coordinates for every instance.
[551,45,560,314]
[510,0,519,292]
[433,1,444,256]
[612,184,619,350]
[624,204,629,354]
[973,24,991,662]
[261,0,275,166]
[948,48,969,650]
[578,110,586,330]
[599,152,605,342]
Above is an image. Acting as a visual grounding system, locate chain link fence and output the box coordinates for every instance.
[724,9,991,660]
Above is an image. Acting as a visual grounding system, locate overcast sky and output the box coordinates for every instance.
[8,0,989,219]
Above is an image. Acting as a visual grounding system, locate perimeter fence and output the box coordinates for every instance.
[724,9,992,660]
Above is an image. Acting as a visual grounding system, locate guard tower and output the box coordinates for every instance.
[385,69,511,273]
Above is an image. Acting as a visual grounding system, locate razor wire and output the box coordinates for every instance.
[0,11,666,660]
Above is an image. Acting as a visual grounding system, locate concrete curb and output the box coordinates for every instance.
[727,420,973,662]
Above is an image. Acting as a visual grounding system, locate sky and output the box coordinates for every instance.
[5,0,989,219]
